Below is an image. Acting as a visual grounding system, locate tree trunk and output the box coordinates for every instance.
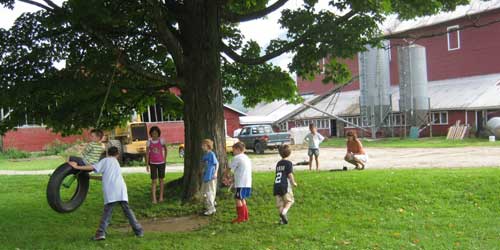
[178,1,227,201]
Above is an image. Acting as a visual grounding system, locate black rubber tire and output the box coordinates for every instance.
[47,163,90,213]
[254,141,265,154]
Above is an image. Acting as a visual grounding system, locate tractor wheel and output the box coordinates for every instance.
[47,163,90,213]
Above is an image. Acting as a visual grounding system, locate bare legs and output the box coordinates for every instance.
[159,179,164,202]
[151,179,157,204]
[308,155,313,170]
[344,153,365,170]
[308,155,320,171]
[151,178,165,204]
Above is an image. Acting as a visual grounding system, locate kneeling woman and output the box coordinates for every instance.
[344,131,368,170]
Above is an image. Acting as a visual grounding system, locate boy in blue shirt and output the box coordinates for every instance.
[201,139,219,216]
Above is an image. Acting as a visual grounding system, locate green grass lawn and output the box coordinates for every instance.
[0,145,184,171]
[321,136,500,148]
[1,168,500,249]
[0,156,66,171]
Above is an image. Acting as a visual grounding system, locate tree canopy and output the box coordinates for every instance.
[0,0,469,199]
[0,0,468,134]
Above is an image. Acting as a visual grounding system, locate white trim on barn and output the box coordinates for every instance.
[447,25,461,51]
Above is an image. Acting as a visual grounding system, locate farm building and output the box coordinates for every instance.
[0,104,246,152]
[290,2,500,138]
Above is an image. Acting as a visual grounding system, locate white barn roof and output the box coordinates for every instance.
[240,95,317,125]
[383,0,500,35]
[291,73,500,119]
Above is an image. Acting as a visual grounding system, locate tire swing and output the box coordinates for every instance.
[46,163,91,213]
[46,67,116,213]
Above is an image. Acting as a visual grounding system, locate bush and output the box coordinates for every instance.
[123,160,145,167]
[0,148,31,159]
[41,140,76,157]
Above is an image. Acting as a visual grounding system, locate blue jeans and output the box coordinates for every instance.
[96,201,143,237]
[68,156,88,166]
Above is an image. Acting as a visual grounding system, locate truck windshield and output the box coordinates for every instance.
[130,123,148,141]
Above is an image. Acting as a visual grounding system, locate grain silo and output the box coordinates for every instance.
[358,41,392,138]
[398,44,430,127]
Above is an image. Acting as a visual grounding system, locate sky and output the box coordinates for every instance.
[1,0,498,74]
[0,0,308,73]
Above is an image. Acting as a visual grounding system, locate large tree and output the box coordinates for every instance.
[0,0,467,200]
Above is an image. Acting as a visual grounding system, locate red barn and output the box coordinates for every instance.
[293,5,500,138]
[0,104,246,152]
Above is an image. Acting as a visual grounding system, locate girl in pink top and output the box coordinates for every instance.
[145,126,168,204]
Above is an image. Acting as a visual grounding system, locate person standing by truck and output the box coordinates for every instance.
[303,123,325,171]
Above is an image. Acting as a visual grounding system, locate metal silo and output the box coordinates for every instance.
[358,40,392,138]
[398,45,429,127]
[487,117,500,138]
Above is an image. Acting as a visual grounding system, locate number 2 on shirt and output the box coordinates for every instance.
[275,172,282,184]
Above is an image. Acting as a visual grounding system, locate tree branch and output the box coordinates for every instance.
[147,0,184,73]
[116,52,182,87]
[221,38,302,65]
[221,10,356,65]
[77,23,182,87]
[223,0,289,23]
[42,0,60,10]
[19,0,52,11]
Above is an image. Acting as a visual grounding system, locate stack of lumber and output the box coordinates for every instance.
[446,120,469,140]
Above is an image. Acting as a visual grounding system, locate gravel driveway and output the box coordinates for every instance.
[1,146,499,175]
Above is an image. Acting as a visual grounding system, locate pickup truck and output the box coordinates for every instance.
[237,125,291,154]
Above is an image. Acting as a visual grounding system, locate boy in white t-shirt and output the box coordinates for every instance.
[226,142,252,223]
[303,123,325,171]
[69,146,143,241]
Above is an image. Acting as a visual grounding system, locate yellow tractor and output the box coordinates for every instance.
[105,122,149,163]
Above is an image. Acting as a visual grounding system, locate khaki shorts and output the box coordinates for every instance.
[275,192,294,208]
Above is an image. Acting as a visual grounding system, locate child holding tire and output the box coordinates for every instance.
[145,126,168,204]
[69,146,144,240]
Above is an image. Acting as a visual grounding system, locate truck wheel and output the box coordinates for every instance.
[47,163,90,213]
[179,147,185,158]
[254,141,265,154]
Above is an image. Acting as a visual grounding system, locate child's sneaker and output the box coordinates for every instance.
[279,213,288,224]
[203,209,216,216]
[93,234,106,241]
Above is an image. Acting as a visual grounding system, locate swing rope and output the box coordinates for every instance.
[95,67,117,128]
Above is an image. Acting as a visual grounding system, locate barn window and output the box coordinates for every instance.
[344,116,360,128]
[278,122,288,132]
[431,111,448,125]
[447,25,460,51]
[142,104,182,122]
